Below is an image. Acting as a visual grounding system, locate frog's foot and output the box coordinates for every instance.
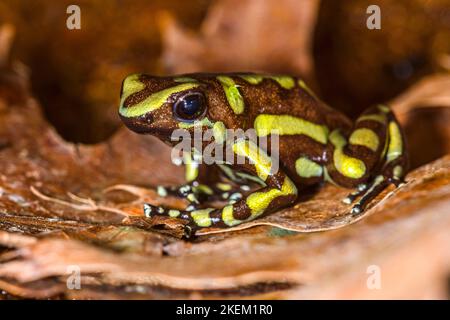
[207,182,247,203]
[156,182,247,205]
[143,203,201,238]
[342,163,406,215]
[155,183,202,205]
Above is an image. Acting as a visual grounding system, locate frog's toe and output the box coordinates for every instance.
[352,163,407,213]
[350,204,362,215]
[143,203,162,217]
[143,201,202,219]
[389,177,406,187]
[348,175,390,216]
[158,183,211,204]
[143,203,198,238]
[183,223,199,239]
[342,183,368,204]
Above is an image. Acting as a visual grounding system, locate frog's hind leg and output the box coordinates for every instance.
[145,175,297,238]
[326,104,408,215]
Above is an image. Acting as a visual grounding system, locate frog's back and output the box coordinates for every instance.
[200,73,352,186]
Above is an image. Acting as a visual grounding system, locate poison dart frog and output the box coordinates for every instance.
[119,73,407,237]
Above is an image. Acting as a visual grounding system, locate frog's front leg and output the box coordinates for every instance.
[156,164,247,210]
[146,139,298,237]
[326,104,408,215]
[155,153,203,206]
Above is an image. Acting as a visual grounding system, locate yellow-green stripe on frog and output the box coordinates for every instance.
[216,182,232,191]
[213,121,227,144]
[239,75,264,85]
[178,117,214,129]
[183,152,199,182]
[120,82,200,118]
[386,121,403,163]
[118,73,408,237]
[329,130,366,179]
[168,210,181,218]
[268,76,295,89]
[246,177,297,218]
[190,208,214,227]
[295,157,323,178]
[232,139,273,182]
[174,77,198,83]
[349,128,379,152]
[119,74,145,109]
[238,75,295,89]
[254,114,329,144]
[222,205,241,227]
[357,113,387,125]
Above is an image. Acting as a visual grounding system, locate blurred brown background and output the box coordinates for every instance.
[0,0,449,144]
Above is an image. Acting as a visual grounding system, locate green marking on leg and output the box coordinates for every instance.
[357,113,387,124]
[184,153,199,182]
[393,165,403,179]
[349,128,379,152]
[295,157,323,178]
[168,209,181,217]
[191,208,214,227]
[246,177,297,218]
[330,130,366,179]
[194,184,214,195]
[222,205,241,227]
[377,104,391,113]
[216,182,232,191]
[386,121,403,163]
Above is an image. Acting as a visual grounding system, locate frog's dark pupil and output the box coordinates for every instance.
[181,95,200,115]
[174,92,206,122]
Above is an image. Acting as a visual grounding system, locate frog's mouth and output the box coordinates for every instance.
[119,114,148,134]
[119,113,176,140]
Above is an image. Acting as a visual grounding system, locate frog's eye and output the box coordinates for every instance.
[173,92,207,122]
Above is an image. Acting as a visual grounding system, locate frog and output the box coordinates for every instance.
[118,73,408,237]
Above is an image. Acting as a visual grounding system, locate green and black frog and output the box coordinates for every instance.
[119,73,407,236]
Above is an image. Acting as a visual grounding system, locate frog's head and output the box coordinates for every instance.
[119,74,216,142]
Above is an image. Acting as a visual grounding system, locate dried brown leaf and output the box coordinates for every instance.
[159,0,319,82]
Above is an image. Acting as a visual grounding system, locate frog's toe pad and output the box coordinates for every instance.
[143,203,164,217]
[350,204,363,216]
[144,203,195,219]
[342,184,368,205]
[348,175,391,215]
